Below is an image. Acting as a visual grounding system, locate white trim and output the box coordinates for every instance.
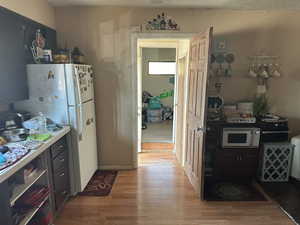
[131,32,197,169]
[99,165,135,170]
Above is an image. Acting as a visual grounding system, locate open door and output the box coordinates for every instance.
[184,27,212,199]
[175,56,187,166]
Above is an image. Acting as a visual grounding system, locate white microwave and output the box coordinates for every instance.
[222,127,261,148]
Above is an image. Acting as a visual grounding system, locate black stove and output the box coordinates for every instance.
[257,116,289,143]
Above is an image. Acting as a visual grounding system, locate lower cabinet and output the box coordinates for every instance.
[214,148,259,178]
[0,133,70,225]
[48,136,70,215]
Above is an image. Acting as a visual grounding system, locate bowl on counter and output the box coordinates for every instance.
[2,128,29,142]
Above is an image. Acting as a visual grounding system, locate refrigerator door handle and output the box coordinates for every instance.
[78,105,84,141]
[74,69,82,104]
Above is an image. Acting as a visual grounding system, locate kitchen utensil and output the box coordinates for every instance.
[2,128,29,142]
[248,68,257,78]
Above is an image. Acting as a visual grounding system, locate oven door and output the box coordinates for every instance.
[222,128,252,148]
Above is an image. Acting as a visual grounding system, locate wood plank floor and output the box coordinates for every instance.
[142,142,174,151]
[55,152,294,225]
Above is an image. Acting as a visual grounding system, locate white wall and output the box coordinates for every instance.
[0,0,56,28]
[142,48,176,107]
[55,7,300,168]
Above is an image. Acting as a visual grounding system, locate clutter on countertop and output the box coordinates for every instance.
[53,48,71,64]
[27,134,52,142]
[208,96,224,121]
[0,146,29,171]
[0,111,65,171]
[2,128,29,142]
[0,136,7,145]
[72,47,85,64]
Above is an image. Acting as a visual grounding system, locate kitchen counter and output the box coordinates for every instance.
[0,126,70,183]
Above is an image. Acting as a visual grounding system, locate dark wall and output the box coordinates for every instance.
[0,6,56,104]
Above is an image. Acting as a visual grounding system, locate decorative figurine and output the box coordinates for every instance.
[144,12,180,31]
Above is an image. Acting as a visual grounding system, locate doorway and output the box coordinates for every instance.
[134,37,191,163]
[131,30,212,200]
[141,47,176,150]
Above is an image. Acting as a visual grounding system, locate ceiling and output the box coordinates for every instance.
[48,0,300,10]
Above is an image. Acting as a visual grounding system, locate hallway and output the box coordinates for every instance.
[56,153,294,225]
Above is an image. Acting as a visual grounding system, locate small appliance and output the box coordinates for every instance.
[222,127,260,148]
[226,117,256,124]
[257,115,289,143]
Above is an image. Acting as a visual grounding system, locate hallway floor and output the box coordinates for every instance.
[56,152,294,225]
[142,121,173,143]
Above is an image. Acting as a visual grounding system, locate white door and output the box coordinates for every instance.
[175,56,188,166]
[184,27,212,199]
[137,47,143,154]
[77,100,98,191]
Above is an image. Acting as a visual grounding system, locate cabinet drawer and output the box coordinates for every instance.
[51,137,67,159]
[53,168,69,211]
[53,167,69,192]
[52,151,67,173]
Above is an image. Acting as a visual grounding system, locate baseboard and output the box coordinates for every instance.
[99,165,135,170]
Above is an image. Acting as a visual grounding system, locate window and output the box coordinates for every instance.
[148,61,176,75]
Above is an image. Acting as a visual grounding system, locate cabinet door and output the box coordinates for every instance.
[214,150,259,178]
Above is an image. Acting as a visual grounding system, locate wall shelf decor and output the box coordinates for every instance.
[247,54,282,92]
[143,12,180,31]
[248,55,281,79]
[210,52,235,77]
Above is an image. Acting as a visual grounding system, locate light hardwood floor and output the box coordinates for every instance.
[142,142,174,151]
[56,152,294,225]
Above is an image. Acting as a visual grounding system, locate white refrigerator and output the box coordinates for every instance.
[15,64,98,194]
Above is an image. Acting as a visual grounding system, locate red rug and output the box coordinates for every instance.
[79,170,118,196]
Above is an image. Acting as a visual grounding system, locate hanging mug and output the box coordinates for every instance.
[272,64,281,77]
[248,64,257,78]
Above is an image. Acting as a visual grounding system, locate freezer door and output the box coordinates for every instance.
[14,64,69,124]
[69,100,98,192]
[27,64,67,100]
[65,64,94,106]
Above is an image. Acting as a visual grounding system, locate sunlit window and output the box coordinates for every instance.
[148,61,176,75]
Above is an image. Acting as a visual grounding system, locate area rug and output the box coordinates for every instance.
[205,181,267,201]
[79,170,118,196]
[261,180,300,224]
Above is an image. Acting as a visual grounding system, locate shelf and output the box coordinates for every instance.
[18,196,49,225]
[10,169,47,207]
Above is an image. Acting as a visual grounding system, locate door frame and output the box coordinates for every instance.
[131,32,196,168]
